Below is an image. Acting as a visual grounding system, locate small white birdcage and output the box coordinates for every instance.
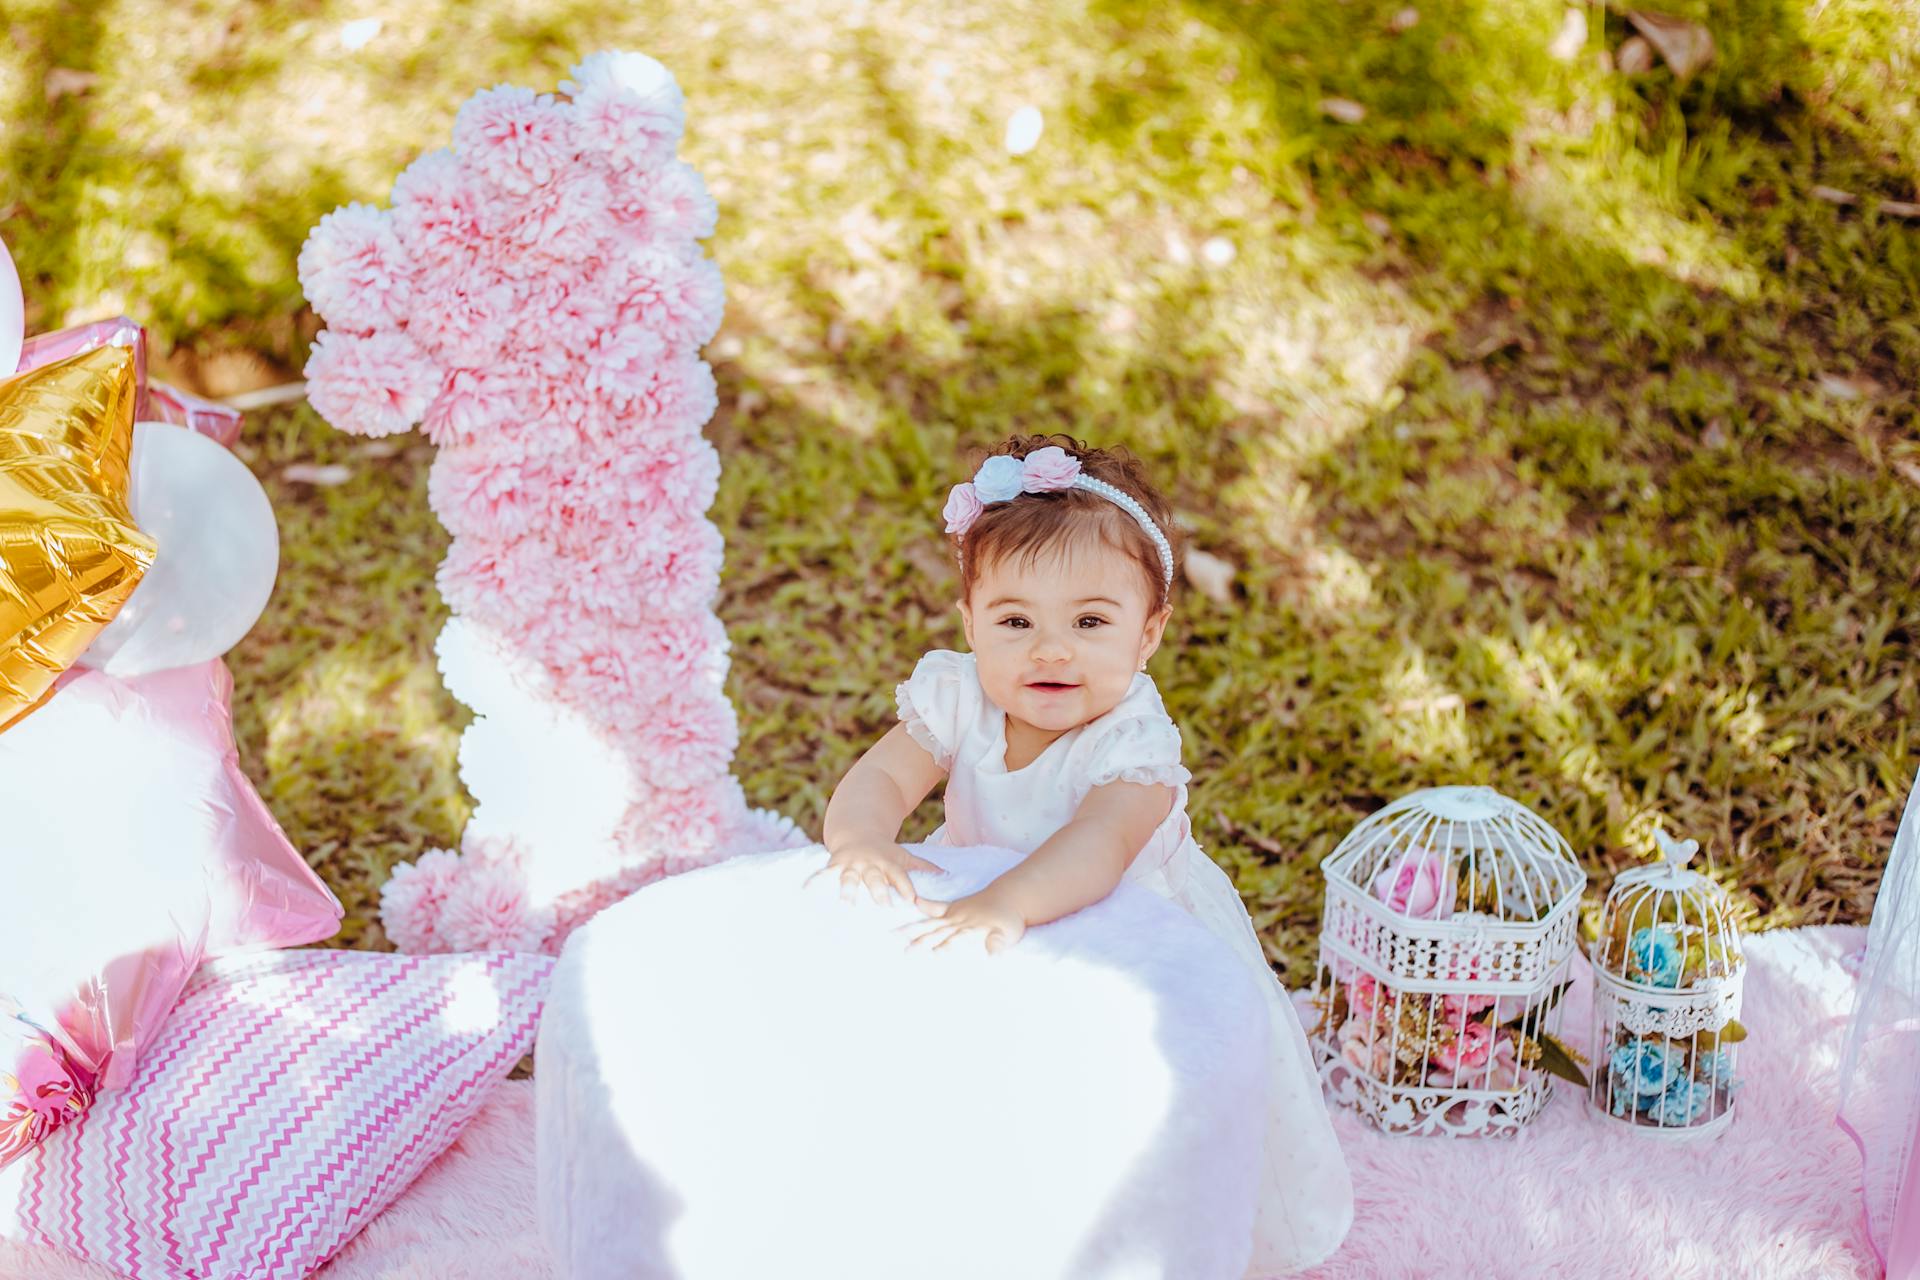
[1589,827,1745,1136]
[1310,785,1589,1137]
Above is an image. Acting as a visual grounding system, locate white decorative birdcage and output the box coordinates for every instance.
[1309,785,1589,1137]
[1589,827,1745,1137]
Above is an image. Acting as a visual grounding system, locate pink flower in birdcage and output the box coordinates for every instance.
[1371,846,1455,920]
[1430,1018,1495,1075]
[1443,991,1496,1020]
[1337,1022,1393,1077]
[1429,1033,1525,1091]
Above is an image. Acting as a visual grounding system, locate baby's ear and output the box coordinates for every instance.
[955,598,974,646]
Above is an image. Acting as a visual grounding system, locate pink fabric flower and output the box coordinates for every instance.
[1347,973,1384,1026]
[1428,1031,1523,1091]
[297,203,414,331]
[304,328,443,438]
[1336,1021,1393,1077]
[453,85,577,197]
[379,845,464,953]
[1021,445,1081,492]
[1430,1017,1494,1074]
[1371,848,1455,920]
[1443,991,1496,1020]
[1,1016,95,1166]
[943,482,983,534]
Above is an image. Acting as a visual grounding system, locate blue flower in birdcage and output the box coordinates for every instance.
[1609,1038,1683,1098]
[1627,926,1684,988]
[1696,1048,1737,1087]
[1649,1076,1714,1127]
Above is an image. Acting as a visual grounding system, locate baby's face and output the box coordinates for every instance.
[957,538,1171,734]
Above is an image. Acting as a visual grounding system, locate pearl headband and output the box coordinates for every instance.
[941,446,1175,592]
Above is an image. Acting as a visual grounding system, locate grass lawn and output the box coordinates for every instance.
[4,0,1915,979]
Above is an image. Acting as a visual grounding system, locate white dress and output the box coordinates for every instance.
[896,649,1355,1277]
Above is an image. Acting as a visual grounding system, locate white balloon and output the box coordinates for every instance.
[0,234,21,376]
[77,420,279,677]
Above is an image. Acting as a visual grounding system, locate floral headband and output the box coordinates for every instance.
[941,446,1175,592]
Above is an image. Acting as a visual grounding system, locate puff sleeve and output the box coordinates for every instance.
[893,649,979,771]
[1082,713,1192,791]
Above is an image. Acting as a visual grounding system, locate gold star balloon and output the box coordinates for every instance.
[0,345,156,729]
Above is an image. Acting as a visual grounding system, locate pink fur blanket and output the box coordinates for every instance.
[1,926,1880,1279]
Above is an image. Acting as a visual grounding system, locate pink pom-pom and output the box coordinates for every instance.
[437,532,565,627]
[378,846,465,953]
[453,85,578,197]
[614,353,718,444]
[421,365,531,446]
[581,322,670,406]
[611,244,725,350]
[304,328,443,437]
[617,776,746,871]
[499,164,616,263]
[727,805,813,856]
[625,686,739,785]
[409,278,519,368]
[298,203,414,331]
[609,160,717,243]
[559,517,722,620]
[562,51,686,168]
[390,148,488,268]
[436,838,554,953]
[428,441,546,542]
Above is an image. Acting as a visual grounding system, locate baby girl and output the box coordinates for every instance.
[813,435,1355,1275]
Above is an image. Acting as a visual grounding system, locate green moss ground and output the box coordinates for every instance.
[5,0,1915,977]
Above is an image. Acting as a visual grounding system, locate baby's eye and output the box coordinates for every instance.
[999,617,1030,629]
[1077,616,1108,629]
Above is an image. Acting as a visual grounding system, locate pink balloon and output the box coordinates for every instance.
[0,658,341,1164]
[13,317,245,448]
[0,236,20,377]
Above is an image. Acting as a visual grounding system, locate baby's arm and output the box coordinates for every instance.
[813,724,949,904]
[907,781,1175,953]
[979,781,1175,925]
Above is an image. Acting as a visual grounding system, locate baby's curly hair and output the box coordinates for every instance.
[949,433,1183,612]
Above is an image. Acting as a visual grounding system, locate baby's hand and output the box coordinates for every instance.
[898,888,1027,956]
[806,840,945,906]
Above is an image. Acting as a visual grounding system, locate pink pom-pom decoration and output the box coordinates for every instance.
[301,52,800,955]
[303,328,442,438]
[297,203,414,331]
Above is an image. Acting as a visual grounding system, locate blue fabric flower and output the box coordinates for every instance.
[1609,1038,1683,1098]
[971,455,1027,504]
[1696,1048,1737,1087]
[1627,925,1684,988]
[1649,1077,1713,1127]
